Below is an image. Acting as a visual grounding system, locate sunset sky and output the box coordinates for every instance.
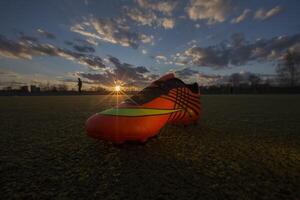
[0,0,300,89]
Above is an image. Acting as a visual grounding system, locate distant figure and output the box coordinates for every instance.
[78,78,82,93]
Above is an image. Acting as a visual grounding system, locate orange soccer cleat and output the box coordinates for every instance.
[85,73,201,143]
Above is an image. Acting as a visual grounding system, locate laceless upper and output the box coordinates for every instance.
[125,77,198,105]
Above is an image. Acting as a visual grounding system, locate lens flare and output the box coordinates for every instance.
[115,85,121,92]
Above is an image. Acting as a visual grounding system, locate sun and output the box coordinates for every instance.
[114,85,121,92]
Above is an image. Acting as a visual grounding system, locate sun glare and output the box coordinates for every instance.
[114,85,121,92]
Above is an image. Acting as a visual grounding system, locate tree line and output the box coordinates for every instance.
[201,50,300,94]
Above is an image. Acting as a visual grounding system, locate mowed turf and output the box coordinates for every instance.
[0,95,299,199]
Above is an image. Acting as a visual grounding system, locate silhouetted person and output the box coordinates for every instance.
[78,78,82,93]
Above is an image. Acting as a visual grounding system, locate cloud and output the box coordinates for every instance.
[70,23,102,40]
[254,6,283,20]
[172,52,190,66]
[0,40,155,87]
[85,37,98,46]
[64,41,74,46]
[175,33,300,68]
[186,0,232,24]
[135,66,150,73]
[231,9,251,24]
[0,34,106,70]
[0,34,35,59]
[155,55,167,60]
[66,38,97,53]
[195,23,201,28]
[142,49,147,54]
[0,30,157,88]
[73,44,95,53]
[37,29,56,39]
[0,53,155,88]
[154,54,167,63]
[75,56,156,87]
[162,18,175,29]
[108,55,150,81]
[124,7,175,29]
[74,38,98,46]
[71,17,154,48]
[0,70,19,79]
[175,67,198,78]
[91,18,142,48]
[77,56,106,69]
[19,33,39,43]
[137,0,177,16]
[67,38,97,53]
[125,7,157,26]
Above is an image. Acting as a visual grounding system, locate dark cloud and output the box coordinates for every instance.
[74,38,98,46]
[0,34,35,59]
[108,55,151,81]
[64,41,73,46]
[19,35,39,43]
[37,29,56,39]
[78,56,106,69]
[135,66,150,73]
[175,67,198,78]
[65,38,96,53]
[0,34,105,69]
[108,56,122,66]
[179,33,300,68]
[231,33,246,47]
[73,44,95,53]
[0,33,155,85]
[75,56,156,87]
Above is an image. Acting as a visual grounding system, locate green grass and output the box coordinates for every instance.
[0,95,299,199]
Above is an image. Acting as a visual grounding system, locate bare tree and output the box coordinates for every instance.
[277,50,300,87]
[229,73,241,87]
[248,74,261,86]
[57,84,68,92]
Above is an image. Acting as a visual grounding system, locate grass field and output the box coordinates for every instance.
[0,95,299,199]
